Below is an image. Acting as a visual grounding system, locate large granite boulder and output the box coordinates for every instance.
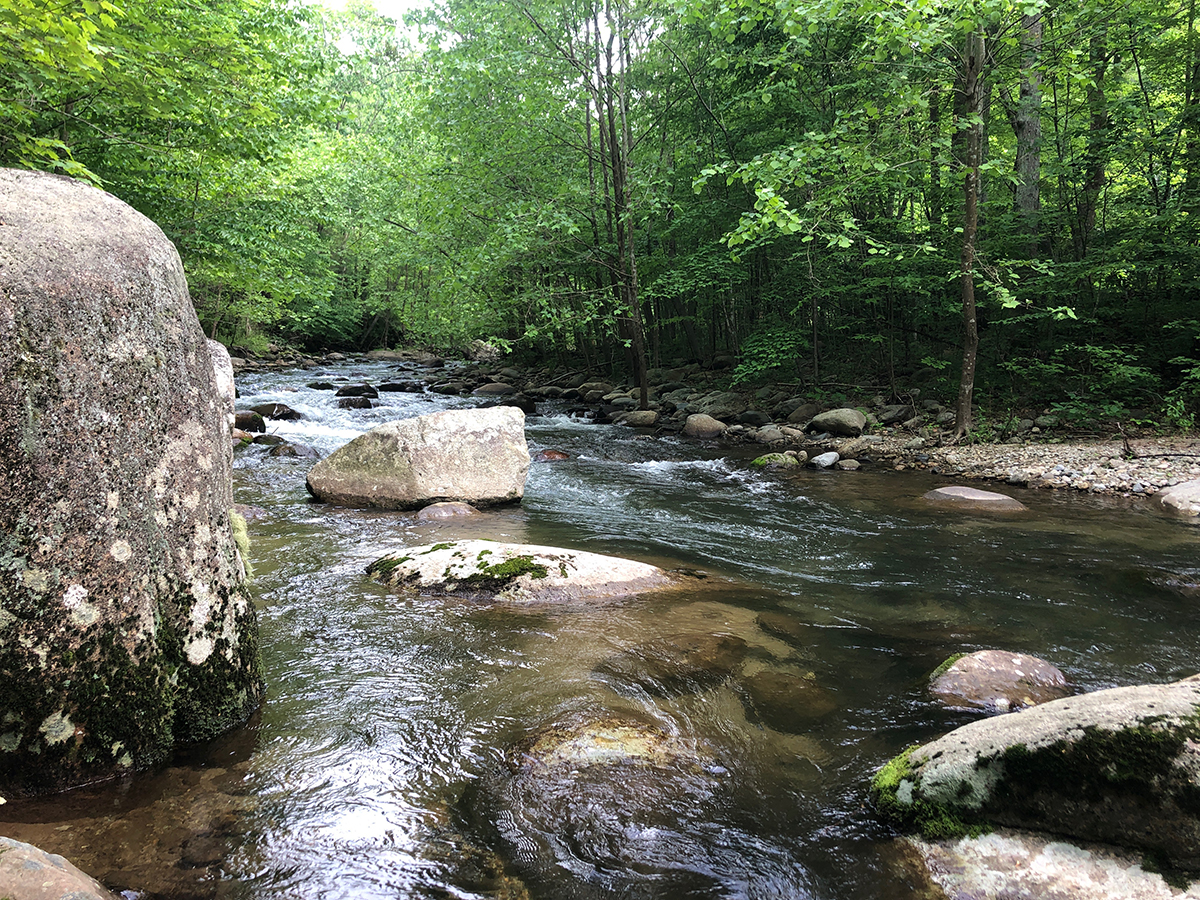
[306,407,530,509]
[872,675,1200,868]
[367,540,674,603]
[930,650,1071,712]
[0,169,261,797]
[0,836,119,900]
[807,408,867,437]
[1158,479,1200,519]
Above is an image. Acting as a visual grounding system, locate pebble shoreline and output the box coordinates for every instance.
[814,433,1200,497]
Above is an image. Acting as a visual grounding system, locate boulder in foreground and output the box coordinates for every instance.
[306,406,529,509]
[367,540,674,602]
[872,675,1200,869]
[0,836,119,900]
[0,169,260,796]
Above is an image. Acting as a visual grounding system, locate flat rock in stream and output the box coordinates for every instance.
[922,485,1028,511]
[367,540,674,602]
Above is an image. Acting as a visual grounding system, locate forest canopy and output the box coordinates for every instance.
[3,0,1200,431]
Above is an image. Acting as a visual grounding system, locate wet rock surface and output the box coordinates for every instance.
[930,650,1071,712]
[0,836,120,900]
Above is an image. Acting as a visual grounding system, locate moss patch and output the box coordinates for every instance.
[462,555,549,590]
[929,653,967,681]
[366,555,414,582]
[870,746,987,840]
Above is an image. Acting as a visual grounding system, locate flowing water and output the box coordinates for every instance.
[4,361,1200,899]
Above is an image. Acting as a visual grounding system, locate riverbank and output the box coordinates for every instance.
[795,431,1200,498]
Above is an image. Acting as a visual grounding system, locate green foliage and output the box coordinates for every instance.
[732,323,809,384]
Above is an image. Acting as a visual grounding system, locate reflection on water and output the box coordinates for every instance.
[2,362,1198,899]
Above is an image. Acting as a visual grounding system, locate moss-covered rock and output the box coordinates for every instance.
[871,676,1200,868]
[367,540,675,603]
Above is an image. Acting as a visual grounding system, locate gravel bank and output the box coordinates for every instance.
[806,433,1200,498]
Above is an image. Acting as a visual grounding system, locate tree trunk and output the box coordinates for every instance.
[1012,12,1043,255]
[953,31,986,440]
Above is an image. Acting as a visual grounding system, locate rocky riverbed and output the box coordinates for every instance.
[228,346,1200,502]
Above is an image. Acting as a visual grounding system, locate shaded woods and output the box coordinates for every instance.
[5,0,1200,432]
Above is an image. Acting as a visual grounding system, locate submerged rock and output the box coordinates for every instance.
[416,501,480,520]
[472,711,812,898]
[306,407,530,510]
[739,670,838,731]
[593,632,748,696]
[0,836,119,900]
[872,675,1200,869]
[367,540,674,602]
[0,168,261,796]
[930,650,1071,713]
[922,485,1028,511]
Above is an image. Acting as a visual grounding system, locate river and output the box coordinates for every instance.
[3,360,1199,899]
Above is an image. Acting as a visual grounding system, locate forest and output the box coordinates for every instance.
[3,0,1200,435]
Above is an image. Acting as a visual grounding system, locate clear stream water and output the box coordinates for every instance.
[3,361,1199,900]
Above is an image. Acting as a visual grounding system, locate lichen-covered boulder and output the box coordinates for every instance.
[368,540,674,603]
[872,676,1200,869]
[0,836,119,900]
[306,407,529,509]
[930,650,1071,713]
[1158,479,1200,519]
[0,169,261,796]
